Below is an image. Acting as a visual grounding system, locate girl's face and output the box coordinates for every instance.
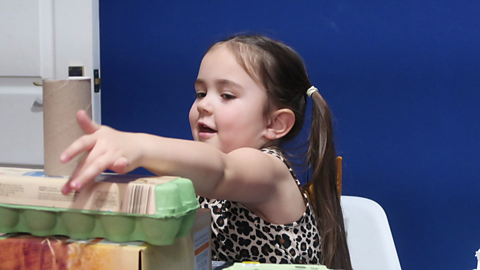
[189,44,271,153]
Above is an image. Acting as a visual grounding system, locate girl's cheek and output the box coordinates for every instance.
[188,106,197,122]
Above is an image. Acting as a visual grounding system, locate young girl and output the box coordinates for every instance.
[60,35,352,269]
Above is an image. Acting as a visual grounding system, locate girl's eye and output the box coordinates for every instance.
[196,92,206,98]
[221,93,236,100]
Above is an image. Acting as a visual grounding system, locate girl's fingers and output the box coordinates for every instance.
[60,134,97,164]
[62,145,100,195]
[68,152,117,191]
[60,110,101,165]
[59,114,135,195]
[61,183,72,195]
[76,110,101,134]
[111,157,130,174]
[62,155,130,195]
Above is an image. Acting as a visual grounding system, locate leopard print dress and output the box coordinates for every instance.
[198,148,321,264]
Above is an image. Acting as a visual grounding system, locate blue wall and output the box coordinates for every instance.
[99,2,480,269]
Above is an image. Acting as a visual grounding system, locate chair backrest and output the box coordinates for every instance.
[341,196,402,270]
[306,156,343,199]
[336,156,342,196]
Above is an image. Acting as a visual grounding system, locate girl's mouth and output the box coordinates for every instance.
[199,123,216,133]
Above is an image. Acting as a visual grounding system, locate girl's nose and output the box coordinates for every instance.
[196,97,213,115]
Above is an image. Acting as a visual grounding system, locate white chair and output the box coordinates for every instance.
[341,196,402,270]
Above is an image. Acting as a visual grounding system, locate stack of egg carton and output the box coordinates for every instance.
[0,167,199,245]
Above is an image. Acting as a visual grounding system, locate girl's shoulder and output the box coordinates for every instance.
[260,147,301,186]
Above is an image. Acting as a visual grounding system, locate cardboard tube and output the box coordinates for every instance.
[43,78,92,177]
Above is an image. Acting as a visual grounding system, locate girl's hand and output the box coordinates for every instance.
[60,110,142,195]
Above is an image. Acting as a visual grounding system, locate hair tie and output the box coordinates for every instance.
[306,86,318,97]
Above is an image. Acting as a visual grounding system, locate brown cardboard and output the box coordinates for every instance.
[42,78,92,177]
[0,167,178,215]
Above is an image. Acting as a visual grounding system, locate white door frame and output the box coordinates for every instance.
[0,0,101,166]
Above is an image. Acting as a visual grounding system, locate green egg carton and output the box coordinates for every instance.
[0,168,199,246]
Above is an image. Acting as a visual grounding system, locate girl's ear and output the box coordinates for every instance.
[265,109,295,140]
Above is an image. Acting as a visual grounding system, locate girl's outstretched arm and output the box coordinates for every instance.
[60,111,302,216]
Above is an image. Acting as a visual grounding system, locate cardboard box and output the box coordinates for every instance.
[0,209,211,270]
[0,167,189,215]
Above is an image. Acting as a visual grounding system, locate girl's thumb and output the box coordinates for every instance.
[76,110,100,134]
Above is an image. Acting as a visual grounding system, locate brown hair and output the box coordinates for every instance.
[208,35,352,269]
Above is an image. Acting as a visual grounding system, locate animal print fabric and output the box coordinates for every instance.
[198,148,321,264]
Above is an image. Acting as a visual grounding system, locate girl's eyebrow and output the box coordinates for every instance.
[194,79,243,89]
[194,79,206,87]
[216,79,242,89]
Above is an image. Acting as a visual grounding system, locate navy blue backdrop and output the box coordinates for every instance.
[99,1,480,269]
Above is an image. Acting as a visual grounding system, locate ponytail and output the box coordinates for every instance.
[304,91,352,270]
